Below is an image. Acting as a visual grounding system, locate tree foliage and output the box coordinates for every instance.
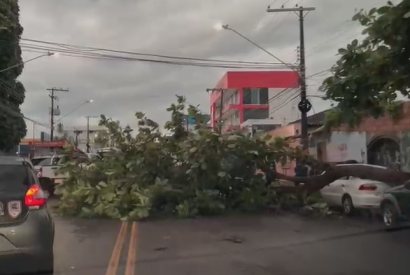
[55,96,410,220]
[321,0,410,128]
[0,0,27,150]
[55,96,309,220]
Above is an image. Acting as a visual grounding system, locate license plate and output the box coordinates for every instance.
[54,179,63,184]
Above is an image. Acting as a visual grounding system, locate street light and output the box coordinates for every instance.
[54,99,94,124]
[214,23,296,71]
[0,52,55,73]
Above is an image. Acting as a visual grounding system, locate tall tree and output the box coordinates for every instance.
[0,0,27,151]
[321,0,410,128]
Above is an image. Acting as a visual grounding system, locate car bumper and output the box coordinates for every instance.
[352,194,382,209]
[0,209,54,274]
[0,245,53,274]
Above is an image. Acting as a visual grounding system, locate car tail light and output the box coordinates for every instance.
[37,167,42,178]
[25,185,47,207]
[359,184,377,191]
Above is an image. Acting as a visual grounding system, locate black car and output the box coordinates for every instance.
[0,156,54,274]
[380,181,410,228]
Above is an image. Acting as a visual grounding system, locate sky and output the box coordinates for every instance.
[17,0,392,138]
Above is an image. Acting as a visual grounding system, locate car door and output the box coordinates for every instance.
[321,177,348,206]
[341,177,364,203]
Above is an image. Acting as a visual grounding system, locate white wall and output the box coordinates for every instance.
[326,132,367,163]
[268,88,300,125]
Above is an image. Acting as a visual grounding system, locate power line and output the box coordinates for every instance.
[19,38,288,67]
[19,45,290,70]
[269,89,301,116]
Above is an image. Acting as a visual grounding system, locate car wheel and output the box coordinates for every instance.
[342,194,355,216]
[382,202,398,228]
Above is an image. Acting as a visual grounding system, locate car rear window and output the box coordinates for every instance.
[0,164,30,193]
[37,158,52,166]
[32,158,47,166]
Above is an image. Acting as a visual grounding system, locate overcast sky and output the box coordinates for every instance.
[18,0,391,138]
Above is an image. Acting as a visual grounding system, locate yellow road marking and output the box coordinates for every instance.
[105,222,128,275]
[125,222,138,275]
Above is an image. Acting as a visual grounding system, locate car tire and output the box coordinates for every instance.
[382,201,399,229]
[342,194,355,216]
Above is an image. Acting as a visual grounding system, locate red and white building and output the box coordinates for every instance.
[209,71,300,133]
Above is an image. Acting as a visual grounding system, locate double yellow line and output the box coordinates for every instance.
[105,222,138,275]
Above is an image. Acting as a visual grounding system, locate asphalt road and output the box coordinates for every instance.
[50,202,410,275]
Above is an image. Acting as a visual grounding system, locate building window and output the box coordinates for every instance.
[259,88,269,104]
[242,88,269,104]
[243,109,269,121]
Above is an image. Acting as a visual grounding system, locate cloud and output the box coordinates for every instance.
[18,0,391,138]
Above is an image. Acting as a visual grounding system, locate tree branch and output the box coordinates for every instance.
[272,164,410,194]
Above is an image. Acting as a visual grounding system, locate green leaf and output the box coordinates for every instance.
[352,11,361,21]
[338,48,347,55]
[404,11,410,19]
[377,6,390,14]
[368,7,377,16]
[218,172,227,177]
[189,147,198,153]
[201,162,207,170]
[98,181,108,187]
[351,39,358,47]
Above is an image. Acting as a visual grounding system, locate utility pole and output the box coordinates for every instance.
[47,87,69,141]
[73,129,83,148]
[218,90,224,133]
[85,116,98,153]
[267,5,315,150]
[206,88,226,134]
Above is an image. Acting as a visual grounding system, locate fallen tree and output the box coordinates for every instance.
[54,96,410,220]
[55,1,410,219]
[271,164,410,196]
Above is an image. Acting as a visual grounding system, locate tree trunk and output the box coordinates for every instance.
[273,164,410,194]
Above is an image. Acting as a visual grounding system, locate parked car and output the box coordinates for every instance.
[320,164,391,215]
[0,156,54,275]
[380,181,410,228]
[36,155,68,195]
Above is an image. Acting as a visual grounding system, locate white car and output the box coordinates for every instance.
[320,164,391,215]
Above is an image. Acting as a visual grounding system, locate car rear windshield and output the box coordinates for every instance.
[0,164,30,193]
[37,157,52,166]
[32,157,47,166]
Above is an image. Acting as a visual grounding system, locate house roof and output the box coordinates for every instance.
[288,109,329,126]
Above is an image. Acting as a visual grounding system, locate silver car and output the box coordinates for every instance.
[0,156,54,274]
